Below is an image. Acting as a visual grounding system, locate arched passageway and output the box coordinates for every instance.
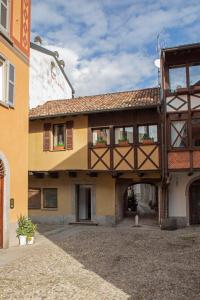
[123,183,158,225]
[0,160,5,248]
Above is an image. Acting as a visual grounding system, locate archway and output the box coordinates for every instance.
[123,183,158,225]
[0,159,5,248]
[189,179,200,224]
[0,152,10,248]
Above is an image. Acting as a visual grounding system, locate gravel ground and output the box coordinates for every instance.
[1,222,200,300]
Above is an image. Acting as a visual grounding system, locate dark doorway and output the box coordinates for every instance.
[76,185,92,222]
[189,179,200,224]
[0,175,3,248]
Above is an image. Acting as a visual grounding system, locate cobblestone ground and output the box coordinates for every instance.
[1,223,200,299]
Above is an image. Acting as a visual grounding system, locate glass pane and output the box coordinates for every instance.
[138,126,147,142]
[8,82,14,105]
[149,125,158,142]
[9,64,14,83]
[115,128,122,144]
[0,63,3,101]
[1,3,7,29]
[53,124,65,147]
[43,189,57,208]
[169,67,186,92]
[190,65,200,87]
[92,128,110,145]
[2,0,7,5]
[125,127,133,143]
[191,119,200,147]
[171,121,187,147]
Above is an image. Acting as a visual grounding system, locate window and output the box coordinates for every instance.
[28,189,41,209]
[43,188,57,209]
[190,65,200,88]
[92,128,110,146]
[115,127,133,144]
[191,118,200,147]
[0,0,9,32]
[53,124,65,149]
[0,58,15,106]
[169,67,186,92]
[171,120,187,148]
[8,63,15,106]
[0,60,4,102]
[138,125,158,143]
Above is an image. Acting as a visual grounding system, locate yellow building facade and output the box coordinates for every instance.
[0,0,31,247]
[28,90,162,226]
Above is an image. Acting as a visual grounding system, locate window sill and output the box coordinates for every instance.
[0,101,9,109]
[41,208,58,211]
[51,148,66,152]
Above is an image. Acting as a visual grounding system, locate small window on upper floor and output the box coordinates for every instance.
[0,57,15,107]
[169,67,187,92]
[53,124,65,150]
[138,125,158,144]
[92,128,110,146]
[171,120,187,148]
[0,0,9,33]
[189,65,200,89]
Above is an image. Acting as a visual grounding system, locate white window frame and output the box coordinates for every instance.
[0,0,10,34]
[0,55,15,108]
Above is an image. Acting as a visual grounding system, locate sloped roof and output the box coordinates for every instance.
[29,87,160,119]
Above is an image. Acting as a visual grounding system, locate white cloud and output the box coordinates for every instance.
[31,0,200,97]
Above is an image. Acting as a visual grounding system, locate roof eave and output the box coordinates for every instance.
[29,103,160,120]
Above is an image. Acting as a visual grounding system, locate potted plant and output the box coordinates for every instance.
[118,135,129,146]
[95,136,107,147]
[26,219,37,245]
[16,215,28,246]
[141,133,154,145]
[54,143,65,150]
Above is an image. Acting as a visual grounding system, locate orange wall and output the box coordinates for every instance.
[0,42,29,223]
[29,116,88,171]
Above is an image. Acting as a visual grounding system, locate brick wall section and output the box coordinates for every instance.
[168,152,190,169]
[193,151,200,168]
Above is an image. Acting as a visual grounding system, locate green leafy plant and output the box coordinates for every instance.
[16,215,37,238]
[118,135,129,143]
[16,215,28,237]
[142,133,154,142]
[26,219,37,239]
[96,136,106,144]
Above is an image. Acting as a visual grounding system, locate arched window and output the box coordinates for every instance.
[0,160,5,177]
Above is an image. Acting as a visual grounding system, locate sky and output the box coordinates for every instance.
[31,0,200,97]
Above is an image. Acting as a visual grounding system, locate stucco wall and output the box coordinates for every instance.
[0,39,29,246]
[29,172,116,225]
[29,116,88,171]
[29,48,72,108]
[168,172,200,222]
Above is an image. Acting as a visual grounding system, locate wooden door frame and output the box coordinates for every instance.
[75,184,93,222]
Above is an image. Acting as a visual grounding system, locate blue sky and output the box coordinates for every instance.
[31,0,200,97]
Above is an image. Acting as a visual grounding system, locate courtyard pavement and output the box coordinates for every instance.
[0,221,200,299]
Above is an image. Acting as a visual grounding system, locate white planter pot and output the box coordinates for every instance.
[19,235,27,246]
[27,237,34,245]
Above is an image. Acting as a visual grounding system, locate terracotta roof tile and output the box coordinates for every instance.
[29,87,160,119]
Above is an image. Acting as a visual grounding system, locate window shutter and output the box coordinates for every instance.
[43,123,51,151]
[7,62,15,106]
[28,189,41,209]
[66,121,73,150]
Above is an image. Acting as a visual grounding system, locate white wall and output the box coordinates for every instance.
[29,48,73,108]
[168,172,200,220]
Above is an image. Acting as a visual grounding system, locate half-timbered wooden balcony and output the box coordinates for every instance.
[88,111,161,173]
